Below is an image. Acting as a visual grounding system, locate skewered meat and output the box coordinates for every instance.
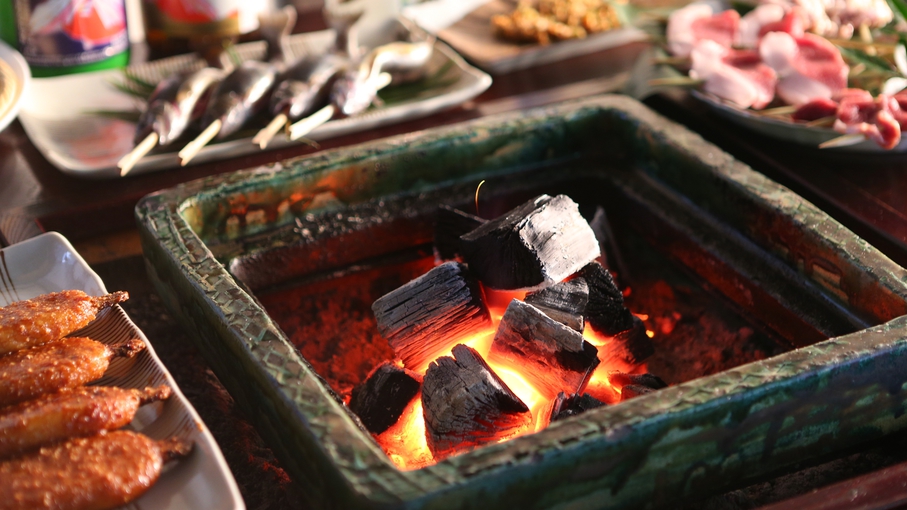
[134,67,225,147]
[0,430,192,510]
[764,0,892,39]
[759,31,848,106]
[0,385,170,459]
[834,93,901,149]
[691,40,778,109]
[791,96,839,120]
[491,0,620,45]
[0,291,128,356]
[666,3,740,58]
[0,337,145,408]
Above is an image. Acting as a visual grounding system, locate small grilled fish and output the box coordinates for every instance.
[134,67,225,146]
[202,60,278,139]
[270,53,347,120]
[363,39,434,86]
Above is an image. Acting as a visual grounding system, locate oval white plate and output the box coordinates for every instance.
[692,90,907,153]
[0,232,245,510]
[0,40,29,133]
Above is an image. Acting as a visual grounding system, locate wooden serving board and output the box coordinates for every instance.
[438,0,647,74]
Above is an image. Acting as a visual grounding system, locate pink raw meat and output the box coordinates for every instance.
[691,40,777,109]
[739,5,806,47]
[759,31,848,106]
[667,4,740,57]
[791,97,838,121]
[834,94,901,149]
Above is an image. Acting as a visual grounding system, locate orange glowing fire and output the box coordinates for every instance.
[375,286,649,470]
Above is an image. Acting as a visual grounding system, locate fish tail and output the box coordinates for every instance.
[260,5,298,64]
[324,0,364,60]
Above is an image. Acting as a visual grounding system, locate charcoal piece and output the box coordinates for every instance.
[607,372,667,390]
[488,300,600,399]
[621,384,655,401]
[348,363,422,434]
[460,194,600,290]
[611,316,654,364]
[434,205,486,260]
[422,344,531,459]
[526,278,589,332]
[550,392,605,422]
[372,261,492,369]
[581,261,634,335]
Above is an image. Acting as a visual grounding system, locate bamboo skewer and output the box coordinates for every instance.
[818,133,866,149]
[117,132,159,176]
[252,113,288,149]
[288,72,394,142]
[179,119,222,166]
[805,116,836,128]
[647,77,704,88]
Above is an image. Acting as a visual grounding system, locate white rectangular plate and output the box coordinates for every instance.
[0,232,244,510]
[17,27,491,179]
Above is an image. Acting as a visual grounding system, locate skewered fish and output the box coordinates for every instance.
[0,337,145,407]
[0,291,128,356]
[0,385,170,458]
[0,430,192,510]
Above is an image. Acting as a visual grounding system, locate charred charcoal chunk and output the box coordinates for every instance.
[621,384,655,401]
[607,372,667,390]
[550,392,605,422]
[372,262,492,370]
[525,278,588,331]
[488,300,599,399]
[581,261,634,335]
[349,363,422,434]
[434,205,486,260]
[422,344,531,459]
[461,194,600,290]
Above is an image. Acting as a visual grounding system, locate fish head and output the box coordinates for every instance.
[331,72,377,117]
[271,80,318,120]
[203,92,246,139]
[135,102,182,146]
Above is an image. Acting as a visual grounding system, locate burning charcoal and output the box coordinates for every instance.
[525,278,589,332]
[621,384,655,401]
[434,205,486,260]
[460,194,600,290]
[372,262,492,369]
[422,344,531,459]
[488,300,599,399]
[550,392,605,422]
[607,371,667,390]
[349,363,422,434]
[581,261,634,335]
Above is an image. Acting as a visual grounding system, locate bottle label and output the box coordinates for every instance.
[144,0,261,38]
[13,0,128,67]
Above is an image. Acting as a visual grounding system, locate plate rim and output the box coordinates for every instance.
[0,39,29,134]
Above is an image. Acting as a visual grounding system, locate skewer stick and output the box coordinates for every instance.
[756,105,797,116]
[117,132,159,177]
[179,119,222,166]
[805,116,836,128]
[647,77,704,88]
[818,133,866,149]
[289,104,335,141]
[252,112,288,149]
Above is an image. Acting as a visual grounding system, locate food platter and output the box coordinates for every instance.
[437,0,647,74]
[16,26,491,179]
[0,232,244,510]
[0,40,29,134]
[691,90,907,152]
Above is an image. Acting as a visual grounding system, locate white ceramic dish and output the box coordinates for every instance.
[0,232,245,510]
[0,40,29,133]
[692,90,907,153]
[17,27,492,179]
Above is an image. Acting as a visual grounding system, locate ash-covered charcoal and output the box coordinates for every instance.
[488,300,599,399]
[372,261,492,369]
[550,392,605,422]
[525,278,589,332]
[607,371,667,391]
[434,205,486,260]
[621,384,655,401]
[460,194,600,290]
[422,344,531,459]
[348,363,422,434]
[581,261,634,335]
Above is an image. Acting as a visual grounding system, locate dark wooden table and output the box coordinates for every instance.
[4,32,907,509]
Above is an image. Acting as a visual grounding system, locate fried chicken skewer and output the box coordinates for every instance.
[0,338,145,407]
[0,430,192,510]
[0,385,171,459]
[0,290,129,355]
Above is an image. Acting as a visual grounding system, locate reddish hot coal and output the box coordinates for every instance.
[347,194,665,468]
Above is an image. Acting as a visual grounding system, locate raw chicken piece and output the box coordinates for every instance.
[759,31,848,106]
[834,94,901,149]
[739,5,806,47]
[691,40,778,109]
[667,3,740,58]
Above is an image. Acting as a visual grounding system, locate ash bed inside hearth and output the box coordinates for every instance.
[138,95,907,510]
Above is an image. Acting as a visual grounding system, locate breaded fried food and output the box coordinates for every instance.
[0,385,170,459]
[0,338,145,407]
[0,430,192,510]
[0,290,129,355]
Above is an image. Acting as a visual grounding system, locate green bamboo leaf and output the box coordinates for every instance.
[108,80,152,100]
[122,72,157,92]
[888,0,907,22]
[838,46,896,75]
[83,109,142,122]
